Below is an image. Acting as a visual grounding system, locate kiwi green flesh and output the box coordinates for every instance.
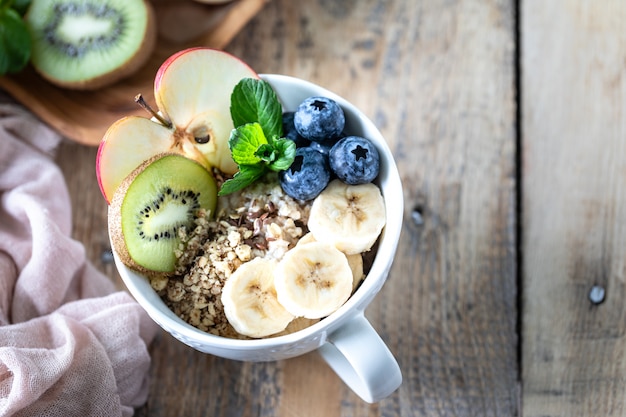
[119,154,217,273]
[26,0,150,83]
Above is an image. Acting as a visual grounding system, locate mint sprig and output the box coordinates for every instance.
[229,122,268,165]
[218,163,266,196]
[0,0,32,76]
[219,79,296,195]
[230,77,283,142]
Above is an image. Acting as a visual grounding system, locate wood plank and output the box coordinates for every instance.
[54,0,519,415]
[373,1,519,414]
[522,1,626,415]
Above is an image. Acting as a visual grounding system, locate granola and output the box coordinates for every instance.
[150,174,311,338]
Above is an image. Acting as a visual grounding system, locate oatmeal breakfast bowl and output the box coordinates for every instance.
[99,48,403,403]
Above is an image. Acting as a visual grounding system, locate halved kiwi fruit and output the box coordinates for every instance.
[25,0,156,90]
[109,153,218,274]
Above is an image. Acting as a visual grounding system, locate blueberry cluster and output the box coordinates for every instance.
[279,96,380,201]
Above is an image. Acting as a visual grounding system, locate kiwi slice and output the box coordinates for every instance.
[25,0,156,90]
[109,154,218,274]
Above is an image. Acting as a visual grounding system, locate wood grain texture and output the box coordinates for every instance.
[53,0,519,415]
[522,1,626,416]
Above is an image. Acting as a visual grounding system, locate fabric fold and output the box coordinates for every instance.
[0,95,157,416]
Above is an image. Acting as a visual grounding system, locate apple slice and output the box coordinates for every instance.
[96,47,258,203]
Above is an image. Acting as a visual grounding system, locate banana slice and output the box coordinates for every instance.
[346,252,365,291]
[308,179,386,255]
[296,232,317,246]
[273,317,321,337]
[297,232,365,291]
[274,241,353,319]
[221,258,294,338]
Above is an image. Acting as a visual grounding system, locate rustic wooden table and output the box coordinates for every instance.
[52,0,626,415]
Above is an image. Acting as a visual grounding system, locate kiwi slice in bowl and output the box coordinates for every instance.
[109,153,218,275]
[25,0,156,90]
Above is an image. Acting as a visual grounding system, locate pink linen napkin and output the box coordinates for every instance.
[0,97,158,416]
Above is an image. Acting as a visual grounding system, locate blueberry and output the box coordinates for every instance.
[294,96,345,142]
[279,147,330,200]
[282,112,310,147]
[308,137,338,156]
[329,136,380,184]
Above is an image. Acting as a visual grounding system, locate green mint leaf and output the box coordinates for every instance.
[230,78,283,141]
[223,78,292,194]
[254,143,276,164]
[228,122,268,165]
[0,7,31,75]
[11,0,31,16]
[268,138,296,172]
[218,164,266,196]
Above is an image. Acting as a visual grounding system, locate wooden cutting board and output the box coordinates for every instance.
[0,0,268,146]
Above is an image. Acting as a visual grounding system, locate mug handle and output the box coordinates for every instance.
[318,312,402,403]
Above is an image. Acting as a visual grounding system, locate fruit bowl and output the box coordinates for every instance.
[111,73,404,362]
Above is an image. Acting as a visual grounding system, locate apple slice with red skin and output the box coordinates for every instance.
[96,47,259,203]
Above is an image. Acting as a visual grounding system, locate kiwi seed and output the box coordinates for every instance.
[25,0,157,90]
[135,189,201,244]
[44,4,123,58]
[109,154,218,274]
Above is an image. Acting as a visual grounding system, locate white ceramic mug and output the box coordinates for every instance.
[113,74,404,403]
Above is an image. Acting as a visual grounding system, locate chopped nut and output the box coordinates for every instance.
[266,223,283,240]
[160,173,315,339]
[235,244,252,261]
[167,282,185,302]
[227,230,241,247]
[189,309,201,326]
[150,275,169,291]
